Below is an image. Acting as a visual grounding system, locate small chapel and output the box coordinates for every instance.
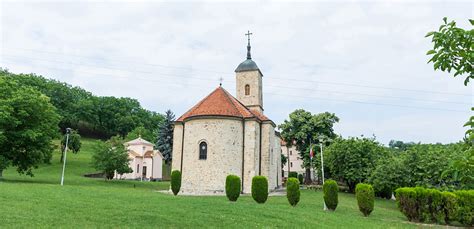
[171,32,282,194]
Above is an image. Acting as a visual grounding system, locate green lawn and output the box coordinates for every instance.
[0,139,429,228]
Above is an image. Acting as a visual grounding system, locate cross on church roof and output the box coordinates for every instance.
[245,30,253,60]
[219,77,223,86]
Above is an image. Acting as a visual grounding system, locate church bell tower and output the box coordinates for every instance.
[235,30,264,113]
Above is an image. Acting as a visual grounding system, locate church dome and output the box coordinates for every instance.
[235,59,259,73]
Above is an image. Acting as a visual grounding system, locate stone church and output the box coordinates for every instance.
[171,34,282,194]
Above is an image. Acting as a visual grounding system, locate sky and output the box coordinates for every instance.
[1,0,472,145]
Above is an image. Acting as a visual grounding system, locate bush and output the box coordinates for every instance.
[425,188,443,223]
[298,174,304,184]
[454,190,474,226]
[395,187,419,221]
[323,179,338,211]
[225,175,241,202]
[441,191,458,224]
[355,183,375,217]
[252,176,268,204]
[286,178,300,206]
[288,172,298,178]
[171,170,181,196]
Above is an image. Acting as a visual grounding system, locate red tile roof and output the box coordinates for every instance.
[176,87,272,123]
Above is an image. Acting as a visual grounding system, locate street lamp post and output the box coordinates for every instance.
[319,137,328,211]
[60,128,71,186]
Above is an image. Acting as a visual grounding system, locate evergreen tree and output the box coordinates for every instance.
[156,110,175,164]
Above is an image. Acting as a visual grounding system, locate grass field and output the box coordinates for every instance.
[0,138,430,228]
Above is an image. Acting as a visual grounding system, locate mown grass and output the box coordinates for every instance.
[0,138,429,228]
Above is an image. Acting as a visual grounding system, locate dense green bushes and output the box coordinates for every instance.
[252,176,268,204]
[454,190,474,226]
[395,187,474,226]
[298,174,304,184]
[171,170,181,196]
[323,179,338,211]
[225,175,241,202]
[355,183,374,217]
[288,172,298,178]
[286,178,300,206]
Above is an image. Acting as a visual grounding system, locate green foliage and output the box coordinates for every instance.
[323,179,338,211]
[426,17,473,86]
[369,155,403,199]
[279,109,339,183]
[91,136,132,180]
[156,110,175,164]
[251,176,268,204]
[124,126,154,143]
[0,69,163,139]
[281,153,287,168]
[288,172,298,178]
[286,178,300,206]
[298,174,304,184]
[0,76,60,177]
[441,191,458,224]
[225,175,241,202]
[454,190,474,226]
[326,137,388,192]
[60,129,82,162]
[396,187,471,226]
[171,170,181,196]
[355,183,375,217]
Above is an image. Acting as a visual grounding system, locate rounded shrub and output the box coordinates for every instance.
[225,175,241,202]
[355,183,375,217]
[297,174,304,184]
[288,171,298,179]
[252,176,268,204]
[323,179,338,211]
[441,191,458,224]
[395,187,419,221]
[170,170,181,196]
[286,178,300,206]
[454,190,474,226]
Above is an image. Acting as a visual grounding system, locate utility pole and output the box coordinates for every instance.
[60,128,71,186]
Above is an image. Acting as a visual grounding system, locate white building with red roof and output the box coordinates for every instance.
[114,136,163,181]
[171,34,282,194]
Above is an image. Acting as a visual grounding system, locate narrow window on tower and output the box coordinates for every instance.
[245,84,250,95]
[199,141,207,160]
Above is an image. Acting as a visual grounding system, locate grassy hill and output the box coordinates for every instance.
[0,139,428,228]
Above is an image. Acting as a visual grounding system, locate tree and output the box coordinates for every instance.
[279,109,339,184]
[124,126,154,143]
[281,153,288,168]
[60,129,82,163]
[426,18,473,86]
[326,137,388,193]
[388,140,416,151]
[426,18,473,142]
[156,110,175,165]
[0,77,60,178]
[92,136,132,180]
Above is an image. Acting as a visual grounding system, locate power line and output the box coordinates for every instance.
[1,60,468,113]
[2,54,472,105]
[4,48,472,97]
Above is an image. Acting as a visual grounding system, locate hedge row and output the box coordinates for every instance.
[395,187,473,226]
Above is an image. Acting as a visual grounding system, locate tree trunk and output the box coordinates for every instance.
[0,169,3,179]
[60,151,64,163]
[304,167,312,184]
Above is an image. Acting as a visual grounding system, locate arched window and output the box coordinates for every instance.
[199,142,207,160]
[245,84,250,95]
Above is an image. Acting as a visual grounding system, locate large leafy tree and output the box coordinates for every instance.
[279,109,339,184]
[156,110,175,165]
[326,137,388,193]
[0,77,60,177]
[60,129,82,163]
[92,136,132,180]
[124,126,154,143]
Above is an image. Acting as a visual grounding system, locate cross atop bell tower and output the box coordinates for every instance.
[245,30,253,60]
[235,30,264,113]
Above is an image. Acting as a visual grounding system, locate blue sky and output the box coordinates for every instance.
[1,0,472,144]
